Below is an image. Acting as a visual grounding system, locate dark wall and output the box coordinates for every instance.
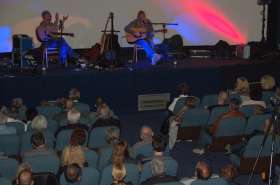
[267,0,280,48]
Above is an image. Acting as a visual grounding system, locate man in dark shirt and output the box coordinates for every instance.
[125,10,161,65]
[141,157,178,185]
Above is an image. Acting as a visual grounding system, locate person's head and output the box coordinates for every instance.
[12,98,24,108]
[152,135,166,155]
[25,108,38,122]
[112,140,129,167]
[177,83,190,96]
[184,96,197,109]
[31,131,45,149]
[67,108,81,124]
[31,115,48,131]
[61,144,85,168]
[137,10,146,21]
[218,91,229,105]
[64,163,82,183]
[70,128,87,146]
[17,169,34,185]
[97,103,112,120]
[195,161,212,180]
[112,164,126,185]
[229,98,241,112]
[95,96,105,109]
[41,10,52,24]
[0,112,8,124]
[220,164,237,182]
[235,77,250,96]
[69,88,81,101]
[40,100,49,106]
[140,126,154,142]
[151,157,165,176]
[16,163,32,181]
[64,99,74,111]
[106,127,120,145]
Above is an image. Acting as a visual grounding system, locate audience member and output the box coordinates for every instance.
[55,108,88,137]
[64,163,82,184]
[205,90,229,111]
[180,161,216,185]
[234,77,250,102]
[68,88,81,102]
[0,112,17,135]
[16,169,34,185]
[168,83,190,112]
[241,85,266,112]
[31,115,48,131]
[13,163,33,185]
[61,129,86,168]
[112,140,134,165]
[220,164,238,184]
[168,97,197,149]
[132,126,154,151]
[141,157,178,185]
[112,163,132,185]
[23,131,54,157]
[193,98,245,155]
[91,103,120,129]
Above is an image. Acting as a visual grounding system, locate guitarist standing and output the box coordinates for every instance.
[125,10,161,65]
[36,10,77,65]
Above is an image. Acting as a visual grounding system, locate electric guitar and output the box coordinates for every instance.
[125,27,167,43]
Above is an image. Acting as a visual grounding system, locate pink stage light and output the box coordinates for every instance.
[153,0,247,44]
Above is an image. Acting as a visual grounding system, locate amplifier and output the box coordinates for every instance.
[12,34,33,67]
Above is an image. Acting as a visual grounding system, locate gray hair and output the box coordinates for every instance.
[151,157,165,176]
[31,115,48,131]
[67,108,81,124]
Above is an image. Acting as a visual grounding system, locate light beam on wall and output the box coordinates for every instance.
[153,0,247,44]
[0,26,12,53]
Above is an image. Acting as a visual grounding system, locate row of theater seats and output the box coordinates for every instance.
[0,157,178,185]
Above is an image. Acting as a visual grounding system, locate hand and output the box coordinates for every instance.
[62,15,69,22]
[55,13,59,21]
[134,32,142,38]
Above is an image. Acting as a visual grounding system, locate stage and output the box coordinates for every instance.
[0,58,279,113]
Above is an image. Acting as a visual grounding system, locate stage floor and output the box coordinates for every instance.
[0,58,279,113]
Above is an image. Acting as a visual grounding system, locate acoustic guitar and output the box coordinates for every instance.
[125,27,167,43]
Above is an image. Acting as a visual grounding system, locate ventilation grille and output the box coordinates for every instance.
[138,93,170,111]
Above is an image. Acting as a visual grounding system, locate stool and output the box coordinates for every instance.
[132,44,144,63]
[43,47,59,68]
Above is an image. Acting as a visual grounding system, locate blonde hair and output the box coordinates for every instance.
[61,145,85,168]
[31,115,48,131]
[112,164,126,185]
[16,162,32,179]
[67,108,81,124]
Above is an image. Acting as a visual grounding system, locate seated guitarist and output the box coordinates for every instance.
[36,10,77,65]
[125,10,161,65]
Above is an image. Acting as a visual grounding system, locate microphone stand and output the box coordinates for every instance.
[151,22,178,40]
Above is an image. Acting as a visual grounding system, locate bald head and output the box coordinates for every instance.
[195,161,211,180]
[18,169,33,185]
[140,126,154,142]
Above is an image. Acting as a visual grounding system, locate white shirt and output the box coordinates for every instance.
[180,174,219,185]
[168,95,188,112]
[241,99,266,109]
